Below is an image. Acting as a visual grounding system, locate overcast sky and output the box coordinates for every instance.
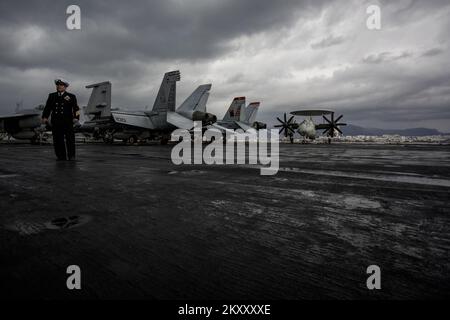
[0,0,449,130]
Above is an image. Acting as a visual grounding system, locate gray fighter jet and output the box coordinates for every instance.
[211,97,266,133]
[76,71,216,144]
[0,83,112,144]
[0,103,49,143]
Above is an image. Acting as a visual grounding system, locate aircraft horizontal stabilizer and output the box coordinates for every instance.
[167,111,195,130]
[210,123,237,135]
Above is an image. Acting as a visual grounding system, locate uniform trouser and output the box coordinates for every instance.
[51,122,75,160]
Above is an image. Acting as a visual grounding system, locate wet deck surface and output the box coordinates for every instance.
[0,142,449,299]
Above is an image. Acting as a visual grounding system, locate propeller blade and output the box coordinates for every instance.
[336,127,343,135]
[335,115,343,123]
[323,115,331,124]
[338,123,347,126]
[287,115,295,124]
[276,113,299,138]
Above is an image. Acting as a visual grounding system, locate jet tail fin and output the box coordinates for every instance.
[245,102,260,124]
[167,84,213,130]
[85,81,111,120]
[176,84,212,118]
[151,70,181,113]
[222,97,246,122]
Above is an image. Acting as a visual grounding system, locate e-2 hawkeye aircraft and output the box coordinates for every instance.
[275,110,346,143]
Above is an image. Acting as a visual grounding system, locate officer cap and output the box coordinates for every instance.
[54,78,69,87]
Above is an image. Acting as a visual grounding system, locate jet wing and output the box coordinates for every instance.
[167,111,194,130]
[315,123,330,130]
[0,113,39,120]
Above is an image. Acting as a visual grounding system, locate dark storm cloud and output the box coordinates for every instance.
[422,48,444,57]
[0,0,449,131]
[0,0,332,109]
[311,35,345,49]
[0,0,328,68]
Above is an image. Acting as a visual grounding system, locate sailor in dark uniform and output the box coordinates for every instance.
[42,79,80,161]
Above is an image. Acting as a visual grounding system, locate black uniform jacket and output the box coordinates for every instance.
[42,91,80,125]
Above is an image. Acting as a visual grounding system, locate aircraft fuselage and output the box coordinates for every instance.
[298,118,316,139]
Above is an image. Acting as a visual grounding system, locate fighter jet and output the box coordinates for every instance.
[0,103,49,143]
[75,81,117,142]
[93,71,216,144]
[275,110,346,143]
[211,97,266,133]
[0,83,113,144]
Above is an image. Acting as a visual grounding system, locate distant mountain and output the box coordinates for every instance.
[341,124,444,136]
